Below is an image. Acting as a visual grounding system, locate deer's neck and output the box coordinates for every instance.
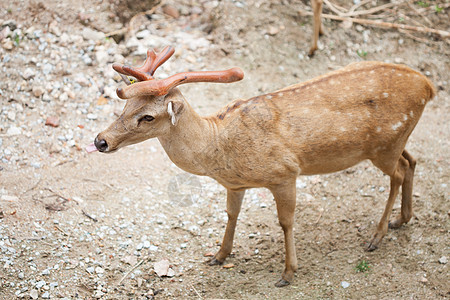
[158,103,220,176]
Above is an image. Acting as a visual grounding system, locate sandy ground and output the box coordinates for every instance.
[0,0,449,299]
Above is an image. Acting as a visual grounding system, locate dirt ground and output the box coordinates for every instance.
[0,0,449,299]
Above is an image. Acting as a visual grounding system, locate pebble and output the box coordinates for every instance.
[438,256,447,264]
[86,266,95,274]
[7,126,21,135]
[82,28,105,41]
[87,113,98,120]
[341,281,350,288]
[41,291,50,299]
[7,111,16,121]
[22,68,35,79]
[29,290,39,300]
[45,116,60,127]
[36,280,46,289]
[163,4,180,19]
[32,86,45,98]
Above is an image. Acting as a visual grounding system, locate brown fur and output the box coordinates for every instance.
[95,61,435,287]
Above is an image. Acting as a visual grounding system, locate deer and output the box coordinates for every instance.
[87,46,435,287]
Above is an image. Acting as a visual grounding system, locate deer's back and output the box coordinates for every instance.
[212,62,435,185]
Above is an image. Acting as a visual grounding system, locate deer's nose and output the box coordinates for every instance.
[94,136,108,152]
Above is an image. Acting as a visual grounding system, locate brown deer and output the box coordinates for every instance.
[89,46,435,287]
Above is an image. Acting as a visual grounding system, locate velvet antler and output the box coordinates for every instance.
[112,46,244,99]
[116,68,244,99]
[112,46,175,83]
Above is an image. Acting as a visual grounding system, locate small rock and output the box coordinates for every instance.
[97,96,108,105]
[267,26,279,36]
[86,266,95,274]
[419,276,428,283]
[0,26,11,41]
[29,290,38,300]
[95,266,104,274]
[2,19,17,31]
[163,4,180,18]
[32,86,45,98]
[1,195,19,202]
[22,68,35,80]
[394,57,404,64]
[137,277,143,288]
[7,126,21,136]
[94,290,104,298]
[49,20,61,36]
[1,39,13,50]
[167,268,175,277]
[356,25,364,32]
[7,111,16,121]
[35,280,46,289]
[204,252,214,257]
[223,263,235,269]
[438,256,447,264]
[341,281,350,288]
[87,113,97,120]
[45,116,60,127]
[41,291,50,299]
[95,49,109,65]
[82,28,105,41]
[154,259,170,277]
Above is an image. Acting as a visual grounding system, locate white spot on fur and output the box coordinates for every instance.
[421,98,425,105]
[344,86,351,90]
[392,122,402,131]
[407,73,410,77]
[340,127,346,132]
[370,70,375,74]
[278,92,284,97]
[397,73,402,76]
[376,126,382,132]
[331,136,337,141]
[409,111,414,117]
[403,114,408,121]
[383,92,389,98]
[266,95,273,100]
[391,69,396,73]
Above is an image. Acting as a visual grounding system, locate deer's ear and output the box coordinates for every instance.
[167,101,184,126]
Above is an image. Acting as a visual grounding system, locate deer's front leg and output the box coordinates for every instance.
[270,181,298,287]
[209,189,245,265]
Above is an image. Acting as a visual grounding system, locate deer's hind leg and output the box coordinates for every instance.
[389,150,416,229]
[367,154,409,251]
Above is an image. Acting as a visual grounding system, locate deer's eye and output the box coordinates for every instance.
[139,115,155,123]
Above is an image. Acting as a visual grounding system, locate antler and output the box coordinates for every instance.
[116,68,244,99]
[112,46,175,83]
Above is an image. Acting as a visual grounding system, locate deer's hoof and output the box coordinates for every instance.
[275,278,290,287]
[207,257,224,266]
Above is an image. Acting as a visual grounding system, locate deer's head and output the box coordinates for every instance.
[91,46,244,153]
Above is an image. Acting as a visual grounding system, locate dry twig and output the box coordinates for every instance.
[118,258,146,285]
[82,209,98,222]
[299,10,450,38]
